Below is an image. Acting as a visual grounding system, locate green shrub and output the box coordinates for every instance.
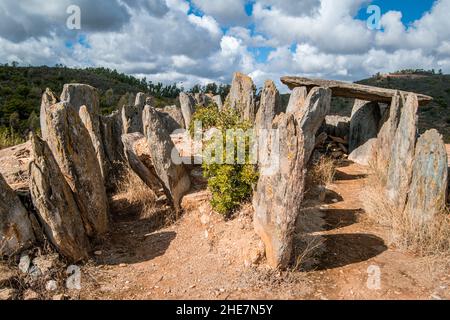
[0,127,25,150]
[191,105,259,216]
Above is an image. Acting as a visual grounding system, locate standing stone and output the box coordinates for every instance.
[29,135,89,261]
[122,133,163,192]
[348,100,381,166]
[44,102,109,237]
[100,111,126,175]
[298,87,332,162]
[213,95,223,111]
[135,92,149,108]
[158,105,185,133]
[321,115,350,139]
[60,84,107,180]
[40,88,58,140]
[375,92,403,172]
[143,106,191,212]
[253,113,306,269]
[180,92,196,129]
[255,80,282,130]
[0,173,35,256]
[405,130,448,224]
[386,94,419,211]
[286,86,308,114]
[225,72,257,122]
[122,105,143,134]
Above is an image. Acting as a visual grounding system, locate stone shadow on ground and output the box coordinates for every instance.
[312,233,387,271]
[334,169,367,181]
[320,209,361,231]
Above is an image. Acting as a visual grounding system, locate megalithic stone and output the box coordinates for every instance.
[348,100,381,166]
[225,72,257,122]
[122,105,144,134]
[180,92,196,129]
[213,95,223,111]
[143,106,191,212]
[253,113,306,269]
[0,173,35,256]
[298,87,332,162]
[255,80,282,130]
[40,88,58,140]
[44,102,109,237]
[286,86,308,114]
[375,92,403,174]
[405,129,448,225]
[385,93,419,211]
[135,92,149,108]
[29,134,90,262]
[60,84,107,181]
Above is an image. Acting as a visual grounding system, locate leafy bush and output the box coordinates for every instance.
[0,127,25,150]
[190,105,259,215]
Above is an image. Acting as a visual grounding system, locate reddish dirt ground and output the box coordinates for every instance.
[77,161,449,300]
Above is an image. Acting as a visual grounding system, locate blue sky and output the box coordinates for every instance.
[0,0,449,88]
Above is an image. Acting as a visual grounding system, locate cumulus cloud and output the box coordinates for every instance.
[0,0,449,90]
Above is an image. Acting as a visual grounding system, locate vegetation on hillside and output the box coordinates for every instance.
[0,64,230,143]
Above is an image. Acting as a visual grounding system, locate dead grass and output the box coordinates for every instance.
[361,165,450,260]
[310,155,336,186]
[115,166,157,219]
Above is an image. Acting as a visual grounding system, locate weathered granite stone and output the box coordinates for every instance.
[348,100,381,166]
[0,173,35,256]
[158,105,185,133]
[321,115,350,139]
[213,95,223,110]
[135,92,149,108]
[100,110,125,166]
[255,80,282,130]
[40,88,58,140]
[60,84,107,180]
[122,105,143,134]
[29,135,89,261]
[375,92,403,172]
[122,133,163,191]
[298,87,332,162]
[386,94,419,211]
[253,113,306,269]
[180,92,196,129]
[44,102,109,237]
[405,129,448,224]
[143,106,191,212]
[225,72,257,122]
[286,86,308,114]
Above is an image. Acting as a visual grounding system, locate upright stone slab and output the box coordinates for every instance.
[143,106,191,211]
[29,135,90,261]
[348,100,381,166]
[158,105,185,133]
[122,105,144,134]
[255,80,282,130]
[286,86,308,114]
[386,94,419,211]
[405,130,448,224]
[45,102,109,237]
[135,92,149,108]
[298,87,332,162]
[321,115,350,139]
[60,84,107,180]
[225,72,257,122]
[180,92,196,129]
[40,88,58,140]
[375,92,403,172]
[212,95,223,111]
[253,113,306,269]
[0,173,35,256]
[122,133,163,191]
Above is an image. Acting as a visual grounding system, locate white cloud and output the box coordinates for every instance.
[0,0,449,91]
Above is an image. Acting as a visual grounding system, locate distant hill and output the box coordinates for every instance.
[358,73,450,142]
[0,65,183,137]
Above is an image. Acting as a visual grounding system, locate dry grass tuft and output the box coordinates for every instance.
[310,155,336,186]
[115,166,157,219]
[361,165,450,259]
